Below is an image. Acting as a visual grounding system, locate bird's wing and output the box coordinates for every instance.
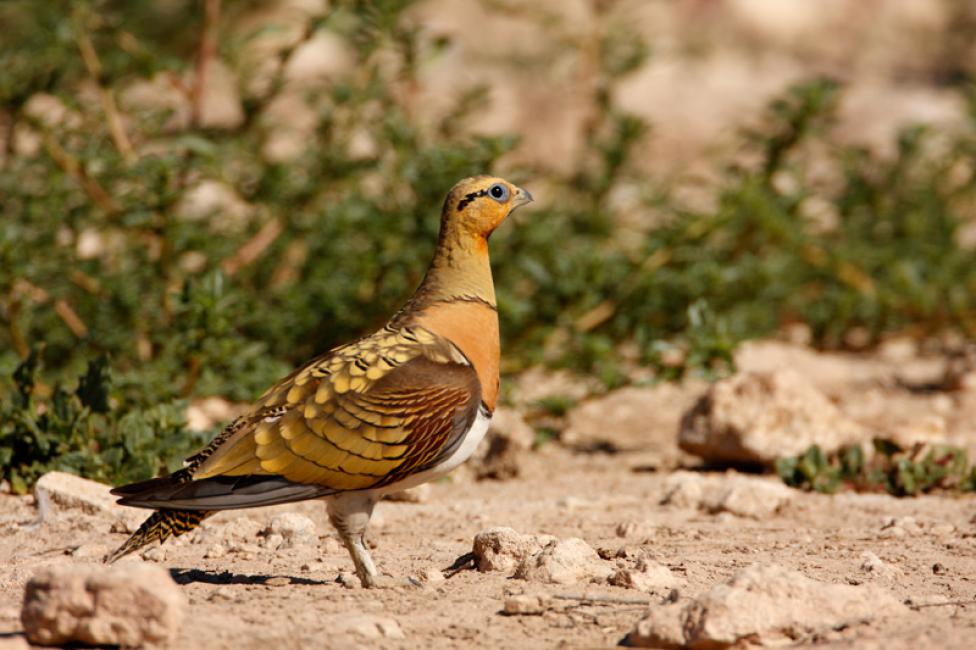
[113,325,481,510]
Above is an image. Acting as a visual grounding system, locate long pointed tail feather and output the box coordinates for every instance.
[104,509,213,564]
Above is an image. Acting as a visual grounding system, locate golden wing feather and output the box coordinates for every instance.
[190,326,481,491]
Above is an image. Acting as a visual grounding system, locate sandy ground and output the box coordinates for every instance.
[2,442,976,649]
[3,340,976,648]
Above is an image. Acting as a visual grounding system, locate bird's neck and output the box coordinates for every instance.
[392,227,501,409]
[410,227,497,310]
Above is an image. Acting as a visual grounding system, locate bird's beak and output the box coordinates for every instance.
[512,186,534,209]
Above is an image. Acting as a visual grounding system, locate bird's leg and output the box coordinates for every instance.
[326,491,379,588]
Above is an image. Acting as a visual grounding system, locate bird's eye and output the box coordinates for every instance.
[488,183,509,202]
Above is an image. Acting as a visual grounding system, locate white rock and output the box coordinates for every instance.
[626,563,906,648]
[414,567,444,584]
[661,471,793,518]
[608,558,680,592]
[860,551,901,579]
[33,472,142,530]
[472,527,557,573]
[262,533,285,551]
[204,544,227,559]
[267,512,317,548]
[679,369,868,466]
[514,538,613,585]
[341,615,405,640]
[503,594,551,615]
[208,586,235,602]
[215,516,263,543]
[21,564,186,647]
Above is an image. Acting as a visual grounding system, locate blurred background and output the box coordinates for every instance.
[3,0,976,491]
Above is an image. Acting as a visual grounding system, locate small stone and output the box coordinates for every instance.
[21,563,185,647]
[209,586,235,602]
[204,544,226,559]
[228,542,262,555]
[879,526,906,539]
[337,572,359,589]
[266,512,317,548]
[71,543,108,559]
[262,533,285,551]
[626,563,906,648]
[608,559,680,592]
[342,615,405,640]
[514,538,613,585]
[414,567,445,584]
[932,563,948,575]
[472,527,557,573]
[859,551,900,578]
[557,496,587,510]
[615,520,641,538]
[503,594,551,615]
[142,546,167,562]
[265,577,291,586]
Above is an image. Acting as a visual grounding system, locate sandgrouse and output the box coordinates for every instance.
[106,176,532,587]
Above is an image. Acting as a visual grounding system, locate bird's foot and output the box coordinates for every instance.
[340,572,409,589]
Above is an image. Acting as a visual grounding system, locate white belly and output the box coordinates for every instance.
[374,408,492,493]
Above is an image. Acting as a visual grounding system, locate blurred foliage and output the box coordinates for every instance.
[2,1,976,490]
[776,440,976,496]
[0,349,207,494]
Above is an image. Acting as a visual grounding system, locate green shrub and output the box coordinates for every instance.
[2,2,976,490]
[776,440,976,496]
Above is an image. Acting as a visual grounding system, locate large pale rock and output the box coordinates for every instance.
[472,527,556,573]
[679,369,866,466]
[21,564,186,647]
[33,472,142,531]
[660,471,794,519]
[563,384,702,456]
[514,538,613,585]
[627,563,906,648]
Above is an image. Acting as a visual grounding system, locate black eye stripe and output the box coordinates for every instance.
[456,184,509,211]
[457,188,489,211]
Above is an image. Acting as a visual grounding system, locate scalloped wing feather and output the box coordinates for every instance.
[189,326,480,493]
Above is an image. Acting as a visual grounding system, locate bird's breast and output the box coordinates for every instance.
[414,300,500,411]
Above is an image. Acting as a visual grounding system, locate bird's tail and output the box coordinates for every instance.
[104,509,213,563]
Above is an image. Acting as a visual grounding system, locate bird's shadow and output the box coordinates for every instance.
[169,568,331,586]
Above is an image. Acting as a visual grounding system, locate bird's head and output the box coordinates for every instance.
[441,176,533,240]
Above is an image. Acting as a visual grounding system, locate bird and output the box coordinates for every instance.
[105,176,532,588]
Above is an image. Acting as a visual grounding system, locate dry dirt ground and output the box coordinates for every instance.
[2,341,976,649]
